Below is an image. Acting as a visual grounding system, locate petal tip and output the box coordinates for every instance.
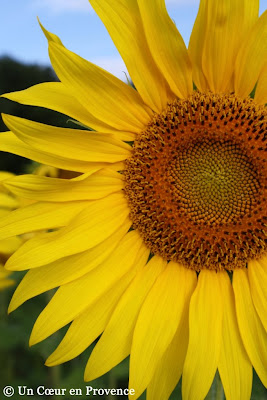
[29,329,41,347]
[7,303,15,314]
[45,356,55,367]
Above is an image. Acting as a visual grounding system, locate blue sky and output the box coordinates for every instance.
[1,0,266,81]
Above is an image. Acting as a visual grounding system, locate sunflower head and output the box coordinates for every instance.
[124,91,267,271]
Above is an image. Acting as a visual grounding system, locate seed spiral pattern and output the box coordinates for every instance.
[124,92,267,271]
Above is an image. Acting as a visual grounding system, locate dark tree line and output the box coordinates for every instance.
[0,56,68,173]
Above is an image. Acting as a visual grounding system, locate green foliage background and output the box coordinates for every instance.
[0,57,266,400]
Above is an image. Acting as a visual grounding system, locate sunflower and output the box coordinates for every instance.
[0,172,22,289]
[0,0,266,399]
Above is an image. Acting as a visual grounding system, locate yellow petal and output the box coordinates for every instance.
[6,193,129,270]
[2,83,135,141]
[233,269,267,386]
[0,172,14,181]
[89,0,173,112]
[235,10,267,98]
[47,245,149,366]
[218,271,252,400]
[0,192,19,209]
[202,0,260,92]
[0,236,23,256]
[138,0,192,99]
[0,210,10,221]
[188,0,209,92]
[49,42,152,132]
[0,201,88,241]
[2,114,131,163]
[38,18,63,45]
[84,255,166,381]
[8,222,131,312]
[254,63,267,104]
[147,266,197,400]
[29,231,146,345]
[0,131,121,173]
[248,257,267,332]
[46,274,131,366]
[4,170,124,202]
[129,261,191,400]
[182,270,223,400]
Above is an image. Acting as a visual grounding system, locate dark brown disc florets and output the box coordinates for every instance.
[124,92,267,271]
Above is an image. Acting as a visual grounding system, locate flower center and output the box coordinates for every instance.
[168,137,260,225]
[124,92,267,271]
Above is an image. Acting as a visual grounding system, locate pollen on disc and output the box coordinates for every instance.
[124,92,267,271]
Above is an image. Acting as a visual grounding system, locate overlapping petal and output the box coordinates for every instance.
[3,170,124,202]
[254,63,267,104]
[46,246,149,367]
[0,131,122,173]
[89,0,174,112]
[48,41,152,133]
[188,0,209,92]
[2,114,131,163]
[218,271,252,400]
[146,265,197,400]
[235,9,267,97]
[0,192,19,209]
[129,261,191,399]
[29,231,147,345]
[5,193,129,270]
[0,236,23,257]
[138,0,192,99]
[46,278,131,367]
[8,222,131,312]
[85,255,166,381]
[233,269,267,387]
[202,0,259,92]
[1,83,134,141]
[182,270,223,400]
[189,0,259,92]
[248,257,267,332]
[0,201,89,240]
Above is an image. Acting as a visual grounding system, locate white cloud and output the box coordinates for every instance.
[34,0,92,14]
